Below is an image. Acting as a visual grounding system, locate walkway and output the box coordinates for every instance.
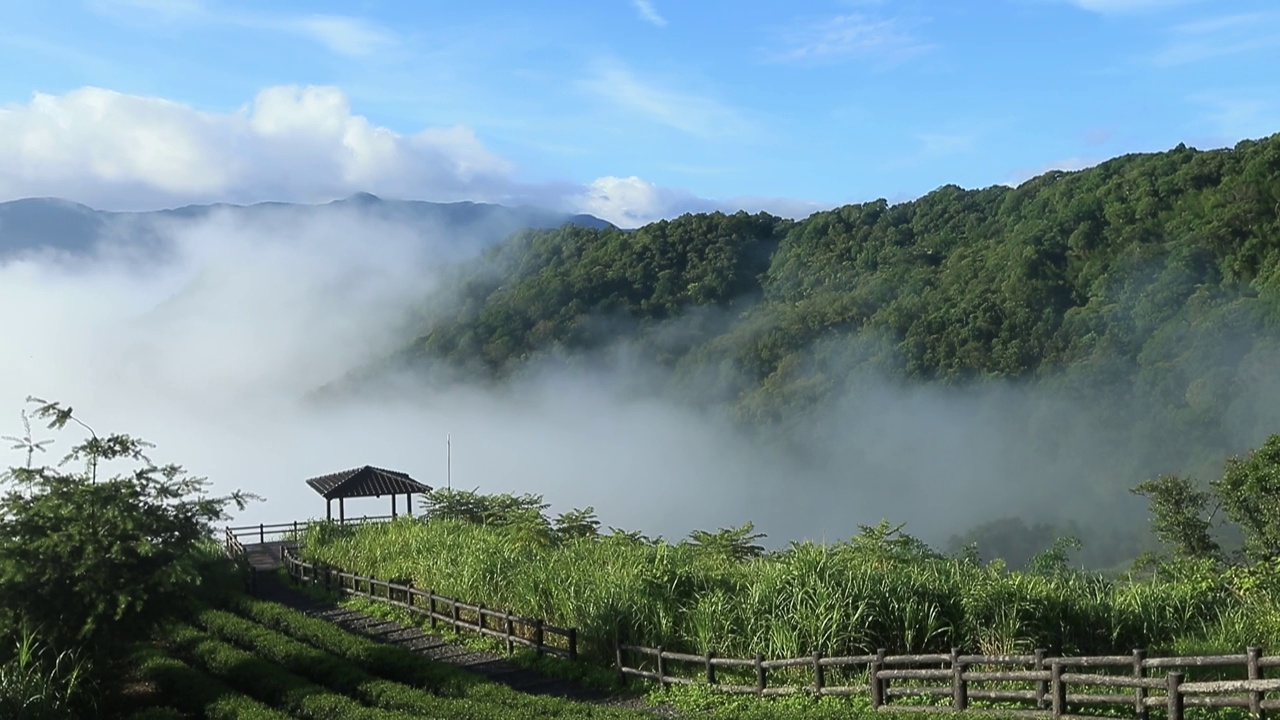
[241,542,674,715]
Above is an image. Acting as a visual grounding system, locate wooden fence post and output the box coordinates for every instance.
[259,523,264,544]
[504,611,514,654]
[568,628,578,661]
[478,604,486,633]
[1247,646,1263,719]
[1051,661,1066,718]
[657,646,667,690]
[1133,649,1148,720]
[615,641,627,687]
[951,647,968,711]
[428,591,437,629]
[451,599,460,633]
[705,651,716,686]
[1167,672,1184,720]
[872,648,887,709]
[1034,649,1048,709]
[534,618,545,656]
[755,653,766,697]
[813,651,824,697]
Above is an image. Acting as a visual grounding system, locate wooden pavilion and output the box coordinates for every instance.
[304,465,432,523]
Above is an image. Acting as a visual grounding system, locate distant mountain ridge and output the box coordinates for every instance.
[0,194,615,257]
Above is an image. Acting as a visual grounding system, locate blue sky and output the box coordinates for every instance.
[0,0,1277,226]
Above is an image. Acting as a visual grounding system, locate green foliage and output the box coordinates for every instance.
[163,623,413,720]
[1212,434,1280,560]
[0,395,258,719]
[554,506,602,541]
[0,626,94,720]
[0,397,259,666]
[131,646,290,719]
[374,134,1280,564]
[686,522,766,561]
[301,506,1280,668]
[1025,535,1083,576]
[1130,474,1222,560]
[216,598,652,718]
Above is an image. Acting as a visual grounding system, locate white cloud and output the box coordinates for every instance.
[916,132,976,157]
[768,13,932,67]
[281,15,398,57]
[1188,90,1279,143]
[578,61,758,141]
[574,177,831,226]
[1061,0,1201,13]
[631,0,667,27]
[0,84,818,228]
[87,0,398,58]
[0,85,513,210]
[1150,11,1280,67]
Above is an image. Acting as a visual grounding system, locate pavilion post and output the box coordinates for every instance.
[339,497,345,523]
[407,493,412,516]
[392,494,397,518]
[327,499,332,521]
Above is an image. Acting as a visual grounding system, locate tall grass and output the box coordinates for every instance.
[0,627,94,719]
[301,518,1280,666]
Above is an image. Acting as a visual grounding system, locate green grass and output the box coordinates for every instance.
[131,645,291,719]
[162,622,420,719]
[301,518,1280,667]
[220,595,654,718]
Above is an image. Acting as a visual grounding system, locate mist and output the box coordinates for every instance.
[2,206,1269,558]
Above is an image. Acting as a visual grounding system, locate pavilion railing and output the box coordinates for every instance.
[224,515,396,547]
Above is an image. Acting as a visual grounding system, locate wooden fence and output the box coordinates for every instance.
[617,644,1280,720]
[279,545,579,661]
[224,515,395,549]
[230,520,1279,719]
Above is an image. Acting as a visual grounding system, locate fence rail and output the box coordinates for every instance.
[225,515,395,546]
[279,546,578,661]
[229,519,1277,719]
[616,644,1279,720]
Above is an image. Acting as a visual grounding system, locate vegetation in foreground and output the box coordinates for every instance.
[301,433,1280,676]
[0,397,256,717]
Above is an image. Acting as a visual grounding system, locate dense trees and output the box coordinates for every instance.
[371,132,1280,566]
[400,135,1279,413]
[0,397,256,714]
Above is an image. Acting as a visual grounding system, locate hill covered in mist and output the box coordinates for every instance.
[0,193,613,258]
[363,133,1280,567]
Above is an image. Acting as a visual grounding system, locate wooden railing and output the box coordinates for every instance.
[617,645,1280,719]
[279,546,578,661]
[225,515,395,547]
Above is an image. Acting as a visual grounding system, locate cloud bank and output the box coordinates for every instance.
[0,85,824,227]
[0,201,1213,560]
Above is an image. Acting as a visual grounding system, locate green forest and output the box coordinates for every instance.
[350,133,1280,569]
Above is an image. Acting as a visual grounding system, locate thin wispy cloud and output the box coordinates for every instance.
[283,15,397,57]
[87,0,397,58]
[1060,0,1202,14]
[768,13,933,68]
[578,61,758,141]
[632,0,667,27]
[1150,11,1280,67]
[1189,90,1279,143]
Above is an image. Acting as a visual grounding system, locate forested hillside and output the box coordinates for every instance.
[368,134,1280,565]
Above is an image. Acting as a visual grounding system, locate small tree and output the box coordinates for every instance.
[1130,473,1222,561]
[686,522,767,561]
[553,506,601,542]
[1213,434,1280,560]
[0,397,259,669]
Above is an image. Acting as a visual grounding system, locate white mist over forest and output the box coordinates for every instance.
[0,204,1229,552]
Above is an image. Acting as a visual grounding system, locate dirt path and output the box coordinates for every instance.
[243,543,674,715]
